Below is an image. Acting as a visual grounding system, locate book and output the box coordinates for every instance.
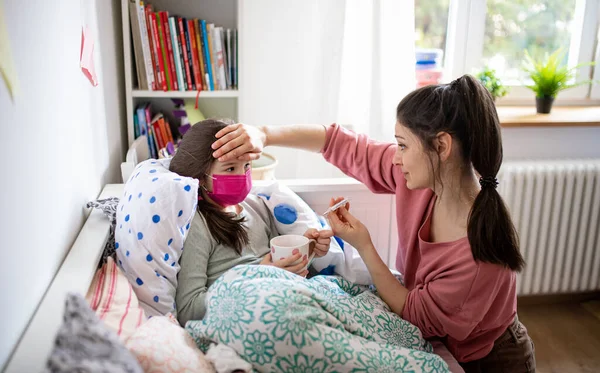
[207,23,218,90]
[149,11,167,90]
[169,17,185,91]
[212,26,227,90]
[200,20,214,91]
[151,114,165,149]
[155,12,171,91]
[174,17,188,90]
[128,0,148,89]
[137,1,154,90]
[182,18,196,90]
[137,105,156,158]
[194,19,207,90]
[158,115,171,145]
[134,111,140,138]
[226,28,232,89]
[163,117,175,144]
[144,4,160,90]
[178,17,193,90]
[188,19,203,91]
[160,11,177,90]
[232,29,237,89]
[144,105,159,157]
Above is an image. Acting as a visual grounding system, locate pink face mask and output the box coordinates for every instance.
[203,169,252,207]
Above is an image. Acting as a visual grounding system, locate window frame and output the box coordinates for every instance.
[442,0,600,105]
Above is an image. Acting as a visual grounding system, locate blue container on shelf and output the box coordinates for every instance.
[415,48,443,87]
[416,48,443,64]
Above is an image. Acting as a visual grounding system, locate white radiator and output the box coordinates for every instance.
[281,159,600,296]
[497,160,600,295]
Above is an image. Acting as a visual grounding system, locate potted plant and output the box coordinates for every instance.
[522,48,594,114]
[476,67,509,102]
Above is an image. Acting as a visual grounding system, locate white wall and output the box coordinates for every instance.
[503,127,600,160]
[0,0,126,368]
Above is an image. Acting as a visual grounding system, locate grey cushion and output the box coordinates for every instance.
[44,293,142,373]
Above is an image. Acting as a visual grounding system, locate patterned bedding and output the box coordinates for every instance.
[186,265,449,372]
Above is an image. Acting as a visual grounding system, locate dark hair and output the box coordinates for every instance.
[396,75,524,272]
[169,119,249,254]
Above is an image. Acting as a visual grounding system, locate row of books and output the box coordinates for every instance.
[129,0,238,92]
[134,103,175,159]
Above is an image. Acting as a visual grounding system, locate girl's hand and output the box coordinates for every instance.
[211,123,266,162]
[260,253,309,277]
[326,197,374,252]
[304,228,334,257]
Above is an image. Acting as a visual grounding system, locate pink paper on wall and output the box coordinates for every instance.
[80,25,98,86]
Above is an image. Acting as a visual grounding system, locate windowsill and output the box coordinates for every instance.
[497,106,600,128]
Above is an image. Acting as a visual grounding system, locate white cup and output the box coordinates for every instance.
[270,234,316,270]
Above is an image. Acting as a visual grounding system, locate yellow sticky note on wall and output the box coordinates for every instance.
[0,0,19,99]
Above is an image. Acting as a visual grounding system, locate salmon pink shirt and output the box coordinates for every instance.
[321,124,516,362]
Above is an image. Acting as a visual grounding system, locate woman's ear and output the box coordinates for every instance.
[435,132,453,162]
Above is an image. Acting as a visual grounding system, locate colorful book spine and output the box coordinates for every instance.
[134,111,140,138]
[158,116,171,145]
[200,20,214,91]
[178,17,193,90]
[188,19,202,91]
[175,17,188,90]
[226,28,232,89]
[207,24,218,90]
[155,12,171,91]
[163,118,174,144]
[144,4,159,90]
[137,106,156,158]
[232,29,237,89]
[149,12,167,90]
[151,118,165,149]
[212,27,226,90]
[169,17,185,91]
[144,105,159,157]
[160,11,177,91]
[183,19,197,90]
[194,19,207,90]
[137,1,154,90]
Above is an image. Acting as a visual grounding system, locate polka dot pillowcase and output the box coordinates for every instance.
[115,158,198,317]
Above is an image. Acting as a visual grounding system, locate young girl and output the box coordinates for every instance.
[169,119,333,326]
[211,75,536,372]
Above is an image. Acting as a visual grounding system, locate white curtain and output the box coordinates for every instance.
[336,1,416,141]
[240,0,416,177]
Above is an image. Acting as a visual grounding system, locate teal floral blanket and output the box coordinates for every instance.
[186,265,449,372]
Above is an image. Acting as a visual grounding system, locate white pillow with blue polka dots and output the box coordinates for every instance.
[115,158,198,317]
[253,181,374,285]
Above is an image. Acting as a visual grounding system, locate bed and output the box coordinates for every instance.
[4,183,464,373]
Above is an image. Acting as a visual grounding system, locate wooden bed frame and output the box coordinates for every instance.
[4,182,463,372]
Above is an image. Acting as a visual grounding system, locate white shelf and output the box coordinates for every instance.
[132,90,239,98]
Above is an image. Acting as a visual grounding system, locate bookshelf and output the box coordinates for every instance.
[121,0,241,146]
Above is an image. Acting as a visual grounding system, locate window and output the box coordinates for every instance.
[415,0,599,102]
[415,0,450,53]
[482,0,577,85]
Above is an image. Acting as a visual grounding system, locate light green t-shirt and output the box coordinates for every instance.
[175,194,279,325]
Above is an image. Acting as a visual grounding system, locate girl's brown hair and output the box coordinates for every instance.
[396,75,525,271]
[169,119,249,254]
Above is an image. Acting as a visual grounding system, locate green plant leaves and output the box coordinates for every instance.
[522,48,595,98]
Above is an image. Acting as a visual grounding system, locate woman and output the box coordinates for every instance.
[210,75,536,372]
[169,119,333,326]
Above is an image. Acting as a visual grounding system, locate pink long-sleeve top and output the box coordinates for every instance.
[321,124,517,363]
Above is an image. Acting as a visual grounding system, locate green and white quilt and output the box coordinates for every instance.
[186,265,449,372]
